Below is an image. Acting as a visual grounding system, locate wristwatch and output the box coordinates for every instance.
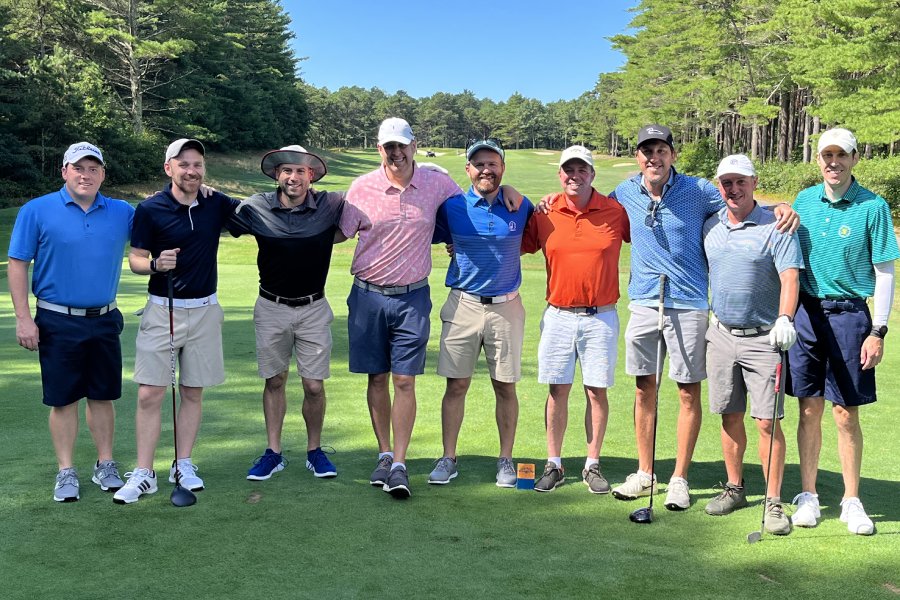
[150,258,158,273]
[870,325,888,339]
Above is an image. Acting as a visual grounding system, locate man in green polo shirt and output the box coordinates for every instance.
[787,128,899,536]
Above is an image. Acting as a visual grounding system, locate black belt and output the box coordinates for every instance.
[259,288,323,307]
[818,296,864,312]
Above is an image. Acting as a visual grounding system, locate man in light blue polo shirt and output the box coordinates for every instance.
[788,128,899,535]
[702,155,802,535]
[428,138,534,487]
[8,142,134,502]
[609,125,798,511]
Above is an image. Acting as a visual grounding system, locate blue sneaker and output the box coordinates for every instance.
[247,449,286,481]
[306,447,337,478]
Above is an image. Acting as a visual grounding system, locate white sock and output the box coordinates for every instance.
[378,452,394,460]
[391,462,406,471]
[638,469,654,480]
[669,476,687,484]
[548,457,562,468]
[584,458,599,470]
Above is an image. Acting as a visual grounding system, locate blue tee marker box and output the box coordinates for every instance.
[516,463,535,490]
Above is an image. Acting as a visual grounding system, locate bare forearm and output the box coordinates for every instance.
[8,259,33,319]
[778,269,799,318]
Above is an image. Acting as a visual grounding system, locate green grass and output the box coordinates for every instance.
[1,150,898,600]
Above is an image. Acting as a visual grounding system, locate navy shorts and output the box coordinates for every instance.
[35,308,125,407]
[347,284,432,375]
[786,294,875,407]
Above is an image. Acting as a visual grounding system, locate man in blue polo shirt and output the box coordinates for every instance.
[702,154,802,535]
[788,128,899,535]
[8,142,134,502]
[114,138,240,504]
[427,139,534,488]
[609,125,798,511]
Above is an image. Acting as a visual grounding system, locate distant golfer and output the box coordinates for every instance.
[338,117,522,499]
[609,125,798,510]
[702,154,802,535]
[522,145,629,493]
[788,128,899,535]
[8,142,133,502]
[114,138,239,504]
[227,145,344,481]
[427,138,534,488]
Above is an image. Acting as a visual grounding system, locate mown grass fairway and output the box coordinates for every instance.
[0,149,898,600]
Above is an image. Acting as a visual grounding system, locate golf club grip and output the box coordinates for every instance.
[775,361,782,393]
[657,274,666,331]
[167,270,174,311]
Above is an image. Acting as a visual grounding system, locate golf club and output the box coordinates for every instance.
[168,271,196,508]
[747,350,786,543]
[630,273,666,524]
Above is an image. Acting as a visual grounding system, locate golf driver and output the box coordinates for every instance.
[748,350,786,543]
[630,274,666,524]
[168,271,196,508]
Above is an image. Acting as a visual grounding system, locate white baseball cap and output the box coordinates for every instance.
[817,128,857,154]
[63,142,104,166]
[716,154,756,179]
[377,118,415,145]
[165,138,205,162]
[559,145,594,168]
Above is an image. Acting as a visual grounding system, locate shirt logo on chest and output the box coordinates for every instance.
[838,225,851,238]
[508,221,517,232]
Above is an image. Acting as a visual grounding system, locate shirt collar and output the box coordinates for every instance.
[558,188,603,215]
[378,162,419,192]
[465,185,504,208]
[639,167,676,198]
[59,185,106,211]
[270,188,318,211]
[818,177,861,204]
[719,202,763,228]
[162,183,199,210]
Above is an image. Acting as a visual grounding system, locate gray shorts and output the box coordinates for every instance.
[706,323,782,419]
[254,296,333,380]
[625,304,707,383]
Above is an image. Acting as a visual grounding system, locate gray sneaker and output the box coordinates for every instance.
[428,457,458,485]
[383,466,411,499]
[534,462,565,492]
[496,457,517,488]
[369,455,393,487]
[582,464,610,494]
[53,467,80,502]
[612,472,656,500]
[765,500,793,535]
[705,482,748,515]
[92,460,124,492]
[664,477,691,511]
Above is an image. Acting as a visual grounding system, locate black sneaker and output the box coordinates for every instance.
[383,466,411,499]
[370,455,393,487]
[705,481,748,516]
[582,464,610,494]
[534,462,565,492]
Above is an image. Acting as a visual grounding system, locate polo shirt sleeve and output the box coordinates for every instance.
[7,201,38,261]
[869,199,900,263]
[701,178,725,215]
[440,173,463,200]
[326,191,346,227]
[432,201,451,244]
[218,193,240,228]
[620,203,631,243]
[339,181,367,240]
[521,210,543,255]
[130,202,154,251]
[772,230,805,273]
[227,200,256,237]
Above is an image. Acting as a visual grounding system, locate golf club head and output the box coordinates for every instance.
[171,484,197,507]
[747,531,762,544]
[629,507,653,524]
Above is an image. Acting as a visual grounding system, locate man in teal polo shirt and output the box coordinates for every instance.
[788,128,899,535]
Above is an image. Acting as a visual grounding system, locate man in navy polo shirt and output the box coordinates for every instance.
[228,145,344,482]
[114,138,240,504]
[788,128,899,535]
[427,139,534,488]
[9,142,134,502]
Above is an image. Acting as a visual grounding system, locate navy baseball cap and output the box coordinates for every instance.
[637,125,674,149]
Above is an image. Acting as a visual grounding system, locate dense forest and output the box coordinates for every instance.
[1,0,898,202]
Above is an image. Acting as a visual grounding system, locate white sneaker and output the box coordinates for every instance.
[169,459,204,491]
[791,491,821,527]
[611,472,656,500]
[664,477,691,511]
[840,497,875,535]
[113,468,158,504]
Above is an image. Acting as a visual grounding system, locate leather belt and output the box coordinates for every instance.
[259,287,324,307]
[37,300,116,317]
[353,277,428,296]
[710,314,773,337]
[455,290,519,305]
[148,293,218,309]
[550,304,615,315]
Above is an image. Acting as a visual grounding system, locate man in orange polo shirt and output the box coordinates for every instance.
[522,145,630,493]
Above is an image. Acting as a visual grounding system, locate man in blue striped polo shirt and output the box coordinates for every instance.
[702,155,802,535]
[788,128,899,535]
[428,139,534,488]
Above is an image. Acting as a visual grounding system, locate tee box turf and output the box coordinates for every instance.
[516,463,535,490]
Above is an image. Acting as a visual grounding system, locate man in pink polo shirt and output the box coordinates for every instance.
[339,117,520,499]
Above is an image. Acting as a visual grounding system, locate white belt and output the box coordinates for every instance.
[37,300,117,317]
[710,314,773,337]
[455,290,519,305]
[148,293,218,309]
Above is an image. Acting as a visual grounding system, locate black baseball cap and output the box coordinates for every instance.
[637,125,674,149]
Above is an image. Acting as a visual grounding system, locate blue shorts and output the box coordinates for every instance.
[35,308,125,407]
[787,294,875,407]
[347,284,432,375]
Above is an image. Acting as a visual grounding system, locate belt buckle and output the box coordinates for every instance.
[84,307,103,317]
[480,296,493,304]
[585,307,597,316]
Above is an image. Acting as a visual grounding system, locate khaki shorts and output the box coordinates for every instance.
[134,301,225,388]
[625,304,708,383]
[437,290,525,383]
[706,323,782,419]
[254,296,333,380]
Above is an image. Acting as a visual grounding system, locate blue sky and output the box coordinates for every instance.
[283,0,638,103]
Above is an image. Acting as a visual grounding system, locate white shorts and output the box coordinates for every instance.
[537,306,618,388]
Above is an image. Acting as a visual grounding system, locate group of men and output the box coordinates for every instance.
[9,117,896,536]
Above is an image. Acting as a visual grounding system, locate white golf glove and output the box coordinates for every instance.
[769,315,797,351]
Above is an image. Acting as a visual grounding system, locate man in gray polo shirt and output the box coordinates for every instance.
[227,145,344,481]
[701,155,803,535]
